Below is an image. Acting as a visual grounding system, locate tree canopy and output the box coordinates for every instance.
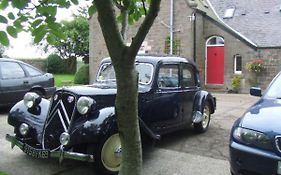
[40,16,89,63]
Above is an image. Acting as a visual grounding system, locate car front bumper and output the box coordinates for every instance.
[230,141,281,175]
[6,134,94,163]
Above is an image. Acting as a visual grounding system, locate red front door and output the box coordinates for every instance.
[206,46,224,84]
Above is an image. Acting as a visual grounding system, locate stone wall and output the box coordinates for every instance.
[19,59,46,72]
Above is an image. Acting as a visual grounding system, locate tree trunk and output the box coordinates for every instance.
[114,55,142,175]
[94,1,161,175]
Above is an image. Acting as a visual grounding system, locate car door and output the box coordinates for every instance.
[145,63,183,132]
[181,63,200,124]
[21,63,44,87]
[0,61,30,106]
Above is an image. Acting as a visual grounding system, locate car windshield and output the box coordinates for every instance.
[96,62,154,85]
[264,72,281,99]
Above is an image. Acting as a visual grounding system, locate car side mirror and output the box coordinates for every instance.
[250,87,262,97]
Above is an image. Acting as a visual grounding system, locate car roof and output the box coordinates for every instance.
[100,54,197,68]
[0,58,25,64]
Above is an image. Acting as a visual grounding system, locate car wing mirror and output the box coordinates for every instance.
[250,87,262,97]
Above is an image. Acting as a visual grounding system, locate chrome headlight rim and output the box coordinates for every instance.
[59,132,70,146]
[77,96,95,115]
[233,127,272,150]
[23,92,42,109]
[19,123,29,136]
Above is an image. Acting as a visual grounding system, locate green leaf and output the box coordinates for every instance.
[13,20,24,32]
[31,19,43,28]
[0,15,8,24]
[37,6,57,17]
[11,0,28,9]
[0,31,9,46]
[7,26,17,38]
[46,34,56,45]
[34,30,47,43]
[32,25,46,36]
[8,12,15,20]
[0,0,8,10]
[71,0,78,5]
[88,5,97,16]
[50,29,66,39]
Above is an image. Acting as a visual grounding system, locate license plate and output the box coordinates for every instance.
[23,144,49,159]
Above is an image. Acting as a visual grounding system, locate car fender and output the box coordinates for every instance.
[69,107,117,145]
[8,99,50,143]
[193,90,216,114]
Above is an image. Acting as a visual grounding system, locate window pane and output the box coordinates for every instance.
[207,37,224,45]
[158,65,179,88]
[234,55,242,74]
[236,56,242,71]
[0,62,25,79]
[22,64,42,76]
[183,65,195,87]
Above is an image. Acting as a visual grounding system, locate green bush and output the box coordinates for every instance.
[46,54,66,74]
[231,75,241,92]
[74,64,89,84]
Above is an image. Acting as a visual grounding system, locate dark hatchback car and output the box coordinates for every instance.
[230,71,281,175]
[0,58,55,107]
[6,55,216,174]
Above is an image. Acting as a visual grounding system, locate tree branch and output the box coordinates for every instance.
[141,0,147,15]
[128,0,161,58]
[94,0,125,59]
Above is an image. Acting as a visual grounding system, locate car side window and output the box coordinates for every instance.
[182,64,196,87]
[22,64,42,76]
[158,64,179,88]
[0,62,25,79]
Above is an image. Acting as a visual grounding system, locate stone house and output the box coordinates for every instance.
[89,0,281,93]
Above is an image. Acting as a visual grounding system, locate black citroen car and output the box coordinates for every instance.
[6,55,216,175]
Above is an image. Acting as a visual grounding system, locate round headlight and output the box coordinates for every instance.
[19,123,29,136]
[77,97,95,115]
[60,132,70,146]
[23,92,41,108]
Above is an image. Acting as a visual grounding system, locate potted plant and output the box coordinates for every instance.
[246,59,265,86]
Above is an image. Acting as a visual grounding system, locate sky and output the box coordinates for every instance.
[1,1,90,59]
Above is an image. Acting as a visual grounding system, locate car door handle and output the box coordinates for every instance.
[23,81,29,84]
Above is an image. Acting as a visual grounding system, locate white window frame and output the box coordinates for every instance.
[234,55,242,74]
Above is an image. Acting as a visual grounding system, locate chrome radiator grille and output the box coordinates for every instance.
[42,91,76,150]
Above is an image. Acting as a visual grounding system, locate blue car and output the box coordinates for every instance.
[230,71,281,175]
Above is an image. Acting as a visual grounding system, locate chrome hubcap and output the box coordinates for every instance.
[101,133,122,172]
[202,105,210,129]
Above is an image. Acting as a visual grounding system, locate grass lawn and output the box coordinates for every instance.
[0,171,9,175]
[54,74,75,87]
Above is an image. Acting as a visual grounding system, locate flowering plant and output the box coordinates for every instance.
[246,59,265,73]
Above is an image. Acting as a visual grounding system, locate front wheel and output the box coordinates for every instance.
[88,132,122,175]
[193,103,211,133]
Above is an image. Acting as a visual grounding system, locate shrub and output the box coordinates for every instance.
[231,75,241,92]
[74,64,89,84]
[46,54,66,73]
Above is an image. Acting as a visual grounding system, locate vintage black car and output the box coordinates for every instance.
[6,55,216,175]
